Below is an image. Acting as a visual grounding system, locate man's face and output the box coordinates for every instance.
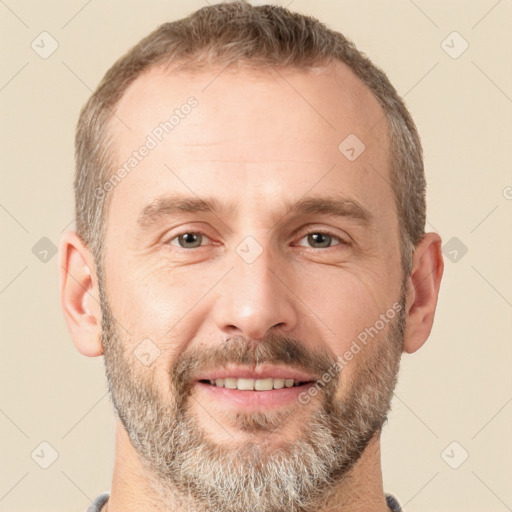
[100,61,406,511]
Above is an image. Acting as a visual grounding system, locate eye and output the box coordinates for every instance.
[168,231,211,249]
[295,231,348,249]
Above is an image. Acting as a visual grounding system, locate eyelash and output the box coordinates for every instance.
[165,229,350,249]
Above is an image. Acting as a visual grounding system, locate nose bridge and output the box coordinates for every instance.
[213,237,297,339]
[235,244,276,309]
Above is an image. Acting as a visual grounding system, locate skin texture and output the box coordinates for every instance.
[59,60,444,512]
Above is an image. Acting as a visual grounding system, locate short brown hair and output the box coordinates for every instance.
[75,0,425,278]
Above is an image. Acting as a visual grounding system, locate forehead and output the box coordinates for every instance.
[105,59,393,234]
[112,59,388,145]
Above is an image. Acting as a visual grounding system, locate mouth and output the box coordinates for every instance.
[193,367,318,410]
[194,365,318,386]
[198,377,313,390]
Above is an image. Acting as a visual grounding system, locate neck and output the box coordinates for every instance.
[106,420,390,512]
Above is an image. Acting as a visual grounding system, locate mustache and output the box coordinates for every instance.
[171,333,339,392]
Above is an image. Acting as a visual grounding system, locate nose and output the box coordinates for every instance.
[213,247,298,340]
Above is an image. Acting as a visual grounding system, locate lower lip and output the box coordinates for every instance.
[195,381,315,409]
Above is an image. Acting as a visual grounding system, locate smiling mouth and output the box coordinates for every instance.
[198,378,313,391]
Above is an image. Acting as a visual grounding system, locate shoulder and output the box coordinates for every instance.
[85,491,110,512]
[385,493,403,511]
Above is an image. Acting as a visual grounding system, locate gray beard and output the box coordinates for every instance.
[99,279,405,512]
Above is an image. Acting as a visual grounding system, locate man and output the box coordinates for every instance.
[58,1,444,511]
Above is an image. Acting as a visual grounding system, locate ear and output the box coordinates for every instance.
[403,232,444,354]
[58,231,103,357]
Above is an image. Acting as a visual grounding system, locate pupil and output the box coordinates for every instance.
[181,233,201,247]
[309,233,330,248]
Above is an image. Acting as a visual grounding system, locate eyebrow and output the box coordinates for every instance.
[136,193,372,229]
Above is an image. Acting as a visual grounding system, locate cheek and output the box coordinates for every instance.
[108,255,184,327]
[108,263,215,371]
[291,264,399,394]
[292,264,392,347]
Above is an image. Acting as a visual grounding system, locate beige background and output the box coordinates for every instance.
[1,1,511,511]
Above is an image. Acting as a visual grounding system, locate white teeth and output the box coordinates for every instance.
[272,378,285,389]
[238,378,256,390]
[207,378,305,390]
[224,378,237,389]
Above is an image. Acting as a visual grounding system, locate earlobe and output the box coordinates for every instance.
[402,232,444,354]
[58,231,103,357]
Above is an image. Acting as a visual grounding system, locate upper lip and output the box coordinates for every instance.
[194,365,318,382]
